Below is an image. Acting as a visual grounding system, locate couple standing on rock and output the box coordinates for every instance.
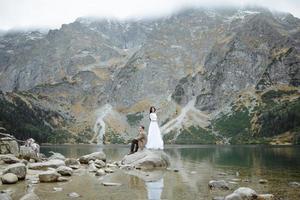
[129,106,164,154]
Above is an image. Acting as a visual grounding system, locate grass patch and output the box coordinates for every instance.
[126,112,143,126]
[175,126,218,144]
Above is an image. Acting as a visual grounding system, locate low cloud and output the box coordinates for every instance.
[0,0,299,31]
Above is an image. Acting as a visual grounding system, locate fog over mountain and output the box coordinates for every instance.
[0,0,300,31]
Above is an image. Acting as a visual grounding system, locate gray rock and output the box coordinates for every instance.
[57,177,69,182]
[3,163,26,180]
[95,169,106,176]
[56,166,73,176]
[94,159,106,168]
[225,187,257,200]
[225,193,242,200]
[38,171,61,182]
[19,146,38,161]
[121,150,170,170]
[88,162,97,172]
[0,137,19,156]
[48,151,65,160]
[0,192,12,200]
[65,158,80,166]
[1,173,18,184]
[209,180,229,190]
[28,159,65,170]
[0,154,20,164]
[79,152,106,164]
[104,168,114,173]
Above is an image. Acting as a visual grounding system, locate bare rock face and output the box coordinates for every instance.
[121,150,170,170]
[0,7,299,145]
[79,152,106,164]
[3,163,26,180]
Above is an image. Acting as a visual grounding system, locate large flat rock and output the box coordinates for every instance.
[28,159,65,170]
[121,150,170,170]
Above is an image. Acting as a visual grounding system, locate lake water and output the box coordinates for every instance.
[2,145,300,200]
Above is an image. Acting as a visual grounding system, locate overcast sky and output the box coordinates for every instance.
[0,0,300,31]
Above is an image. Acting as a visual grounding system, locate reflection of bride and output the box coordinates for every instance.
[125,170,165,200]
[145,178,164,200]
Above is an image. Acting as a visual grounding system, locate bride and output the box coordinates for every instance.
[146,106,164,150]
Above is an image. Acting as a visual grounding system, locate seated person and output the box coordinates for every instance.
[130,125,147,154]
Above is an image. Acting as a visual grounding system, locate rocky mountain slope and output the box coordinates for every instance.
[0,7,299,144]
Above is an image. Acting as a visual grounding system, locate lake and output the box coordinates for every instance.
[2,145,300,199]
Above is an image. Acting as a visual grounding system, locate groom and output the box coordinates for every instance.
[129,125,147,154]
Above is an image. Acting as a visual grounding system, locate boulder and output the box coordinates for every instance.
[3,163,26,180]
[1,173,18,184]
[79,152,106,164]
[88,162,97,172]
[65,158,80,166]
[209,180,229,190]
[19,146,38,161]
[0,192,12,200]
[104,168,114,173]
[95,169,106,176]
[39,171,61,182]
[121,150,170,170]
[57,177,69,182]
[0,154,20,164]
[225,187,257,200]
[0,137,19,156]
[56,166,73,176]
[28,159,65,170]
[48,151,65,160]
[94,159,106,168]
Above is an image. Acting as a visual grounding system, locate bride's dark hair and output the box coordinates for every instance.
[149,106,156,113]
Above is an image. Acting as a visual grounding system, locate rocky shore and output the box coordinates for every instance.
[0,136,298,199]
[0,136,171,199]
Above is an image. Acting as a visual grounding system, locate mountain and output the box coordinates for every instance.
[0,7,299,144]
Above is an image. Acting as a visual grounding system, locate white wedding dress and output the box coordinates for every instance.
[146,113,164,150]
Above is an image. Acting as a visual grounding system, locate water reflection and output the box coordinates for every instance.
[146,178,164,200]
[125,170,165,200]
[35,145,300,200]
